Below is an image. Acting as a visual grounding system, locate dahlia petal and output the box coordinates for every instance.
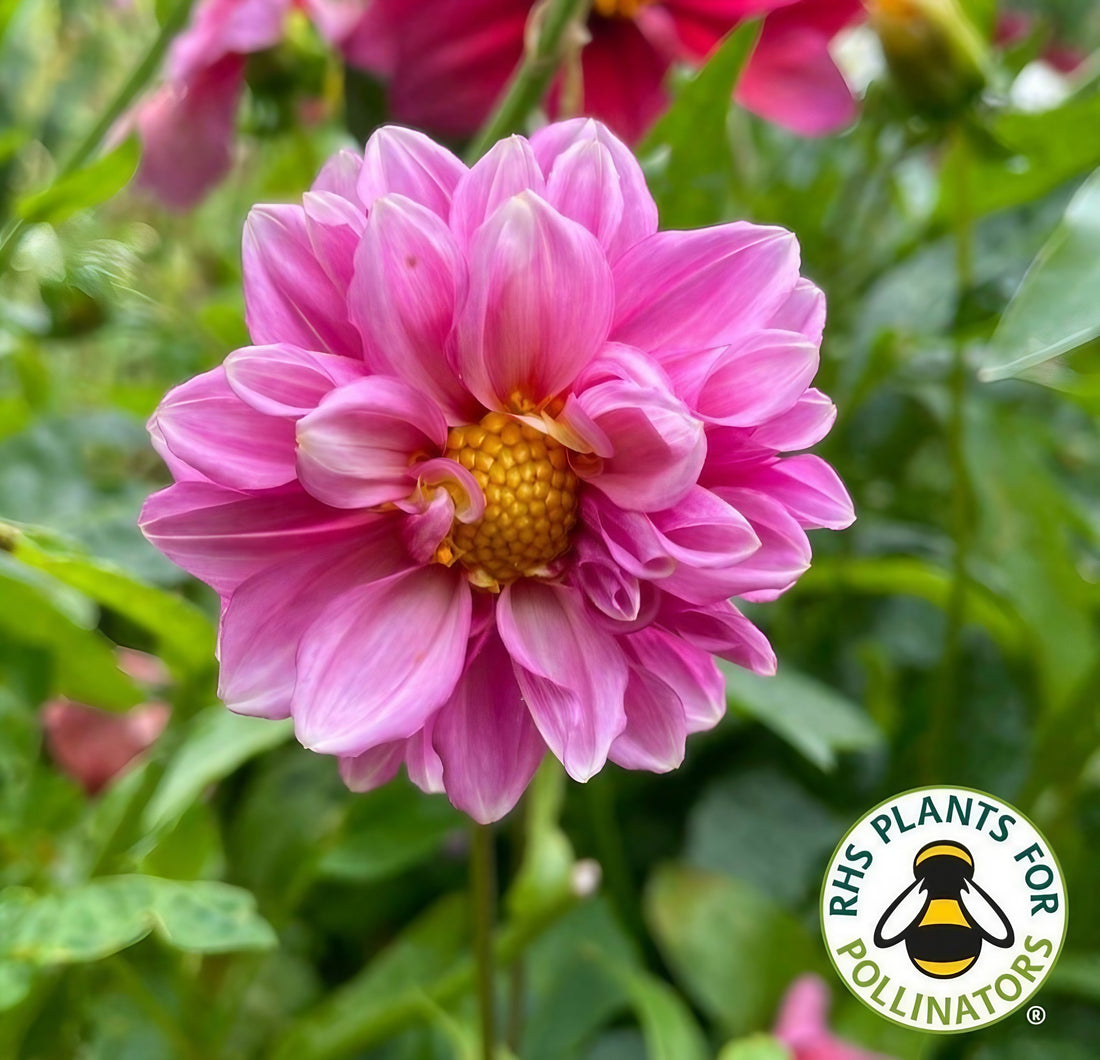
[405,722,445,794]
[302,190,365,290]
[311,147,364,201]
[767,276,826,343]
[572,534,643,623]
[543,140,625,259]
[399,486,455,565]
[751,388,837,451]
[340,742,405,792]
[218,522,408,718]
[584,488,760,587]
[133,57,243,211]
[735,15,858,137]
[456,192,614,410]
[295,376,449,509]
[154,367,297,489]
[711,486,812,599]
[349,194,472,420]
[149,415,209,483]
[411,457,486,523]
[611,225,801,355]
[694,330,820,427]
[575,376,705,512]
[497,581,627,782]
[224,344,366,418]
[608,668,686,773]
[294,565,472,755]
[139,482,384,595]
[624,627,726,734]
[433,630,545,823]
[531,118,658,259]
[167,0,290,81]
[742,455,855,530]
[359,126,467,218]
[243,204,361,357]
[450,135,546,246]
[567,16,671,145]
[658,597,778,676]
[356,0,528,138]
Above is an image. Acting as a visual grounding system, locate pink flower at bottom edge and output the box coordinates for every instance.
[140,119,854,823]
[774,975,895,1060]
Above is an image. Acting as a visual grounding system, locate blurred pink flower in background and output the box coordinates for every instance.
[133,0,371,209]
[356,0,865,143]
[41,650,170,795]
[995,10,1087,74]
[140,119,853,822]
[774,975,893,1060]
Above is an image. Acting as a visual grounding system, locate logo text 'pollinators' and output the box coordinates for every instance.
[821,787,1067,1033]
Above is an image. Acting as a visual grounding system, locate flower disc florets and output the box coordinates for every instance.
[441,413,579,589]
[141,120,854,825]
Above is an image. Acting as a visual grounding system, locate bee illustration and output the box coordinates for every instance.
[873,839,1014,979]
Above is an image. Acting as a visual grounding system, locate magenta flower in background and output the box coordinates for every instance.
[133,0,370,209]
[140,119,853,822]
[774,975,893,1060]
[355,0,865,143]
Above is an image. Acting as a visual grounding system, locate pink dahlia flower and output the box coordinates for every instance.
[774,975,893,1060]
[354,0,864,143]
[140,120,853,823]
[133,0,370,209]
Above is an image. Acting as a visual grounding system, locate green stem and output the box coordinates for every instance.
[0,0,195,274]
[471,823,497,1060]
[464,0,591,163]
[927,123,976,777]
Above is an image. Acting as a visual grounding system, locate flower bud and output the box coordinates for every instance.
[870,0,989,117]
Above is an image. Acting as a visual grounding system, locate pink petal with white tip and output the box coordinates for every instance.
[433,630,546,823]
[294,565,472,755]
[295,376,448,509]
[456,192,613,410]
[498,581,627,782]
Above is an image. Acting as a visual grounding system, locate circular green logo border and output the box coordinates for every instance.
[819,784,1069,1035]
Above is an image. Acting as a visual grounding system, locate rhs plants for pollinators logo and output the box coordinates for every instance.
[821,786,1067,1032]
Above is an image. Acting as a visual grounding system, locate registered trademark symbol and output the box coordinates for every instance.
[1026,1005,1046,1025]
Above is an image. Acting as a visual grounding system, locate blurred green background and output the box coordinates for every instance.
[1,0,1100,1057]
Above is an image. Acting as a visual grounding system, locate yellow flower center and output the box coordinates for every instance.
[592,0,653,19]
[439,412,579,590]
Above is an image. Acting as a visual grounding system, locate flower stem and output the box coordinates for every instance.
[0,0,195,273]
[471,822,497,1060]
[928,122,976,777]
[464,0,591,163]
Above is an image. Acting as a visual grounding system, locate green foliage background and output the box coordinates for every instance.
[1,0,1100,1056]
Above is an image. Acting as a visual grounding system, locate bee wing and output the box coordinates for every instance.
[959,879,1014,946]
[873,879,928,947]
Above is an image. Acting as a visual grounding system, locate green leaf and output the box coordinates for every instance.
[938,92,1100,223]
[721,664,881,770]
[143,706,293,832]
[645,866,823,1036]
[0,961,34,1013]
[16,139,141,226]
[318,782,462,883]
[273,894,469,1060]
[717,1035,792,1060]
[600,958,709,1060]
[13,532,215,678]
[686,767,841,908]
[0,554,141,710]
[0,876,275,963]
[982,167,1100,379]
[640,22,759,227]
[797,555,1027,658]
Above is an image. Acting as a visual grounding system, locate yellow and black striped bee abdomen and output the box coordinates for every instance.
[907,898,980,978]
